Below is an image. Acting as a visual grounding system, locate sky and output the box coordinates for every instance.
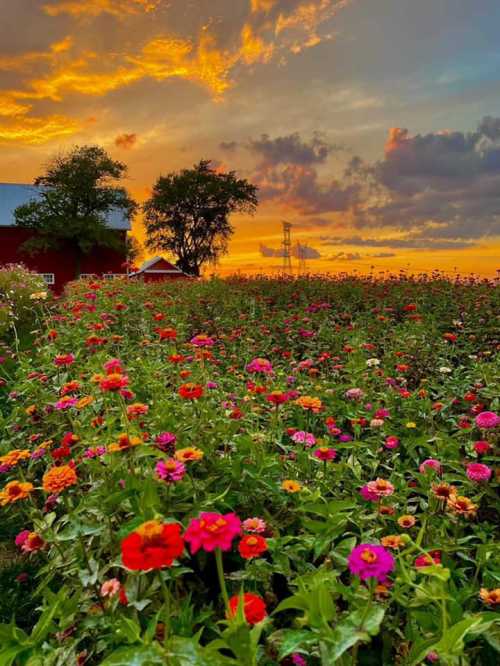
[1,0,500,277]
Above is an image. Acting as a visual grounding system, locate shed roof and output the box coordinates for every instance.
[0,182,130,230]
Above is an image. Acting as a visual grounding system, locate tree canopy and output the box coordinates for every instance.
[143,160,258,276]
[14,145,137,277]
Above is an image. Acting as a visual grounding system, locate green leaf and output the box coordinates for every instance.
[100,645,165,665]
[276,630,314,660]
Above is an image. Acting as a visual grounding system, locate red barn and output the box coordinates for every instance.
[0,182,130,292]
[129,256,190,282]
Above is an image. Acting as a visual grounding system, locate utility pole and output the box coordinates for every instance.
[282,221,292,273]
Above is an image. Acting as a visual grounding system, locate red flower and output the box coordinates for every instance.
[178,383,204,400]
[121,521,184,570]
[238,535,268,559]
[228,593,267,624]
[100,373,129,392]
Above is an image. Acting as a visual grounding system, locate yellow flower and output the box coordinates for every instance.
[281,479,302,493]
[406,422,416,429]
[175,447,204,462]
[108,434,142,453]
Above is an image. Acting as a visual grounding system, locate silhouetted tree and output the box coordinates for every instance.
[14,145,137,277]
[143,160,258,276]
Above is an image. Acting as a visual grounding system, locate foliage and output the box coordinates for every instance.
[0,273,498,665]
[14,145,137,277]
[143,160,258,276]
[0,264,50,345]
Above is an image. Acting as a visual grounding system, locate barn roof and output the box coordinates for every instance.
[0,182,130,230]
[131,256,188,274]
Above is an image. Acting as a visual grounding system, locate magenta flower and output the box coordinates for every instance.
[155,432,177,452]
[246,357,273,374]
[184,512,241,554]
[190,334,215,347]
[348,544,395,582]
[345,388,364,400]
[156,459,186,483]
[313,447,337,461]
[54,396,77,410]
[419,458,442,474]
[360,485,379,502]
[466,462,492,482]
[475,411,499,429]
[384,436,400,449]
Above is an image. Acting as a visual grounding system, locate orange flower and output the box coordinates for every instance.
[381,535,403,550]
[295,396,323,412]
[0,480,34,505]
[42,465,77,493]
[447,495,477,518]
[480,588,500,606]
[281,479,302,493]
[174,447,204,463]
[108,434,142,453]
[432,483,456,501]
[0,449,31,467]
[25,405,37,416]
[76,396,94,409]
[126,403,149,419]
[398,515,416,529]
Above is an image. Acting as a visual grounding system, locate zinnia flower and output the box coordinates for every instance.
[238,534,268,559]
[291,431,316,447]
[313,447,337,461]
[246,358,273,374]
[419,459,442,475]
[108,434,142,453]
[281,479,302,493]
[174,447,204,463]
[415,551,441,568]
[242,517,266,533]
[347,544,395,582]
[480,588,500,606]
[184,512,241,554]
[447,495,477,517]
[100,578,121,598]
[156,459,186,483]
[42,465,77,493]
[99,373,129,392]
[121,521,184,570]
[381,535,403,550]
[0,480,34,505]
[228,593,267,624]
[466,462,492,482]
[365,478,395,497]
[475,411,499,429]
[397,515,416,529]
[178,383,204,400]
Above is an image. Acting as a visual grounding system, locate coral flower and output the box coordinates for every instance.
[127,403,149,419]
[100,578,121,598]
[238,534,268,559]
[347,544,395,582]
[54,354,75,367]
[42,465,77,493]
[466,462,492,482]
[0,450,30,467]
[121,521,184,570]
[366,478,395,497]
[228,593,267,624]
[184,512,242,554]
[174,447,204,463]
[16,530,44,553]
[242,517,266,533]
[480,588,500,606]
[415,551,441,568]
[281,479,302,493]
[432,482,456,501]
[475,411,499,429]
[156,459,186,483]
[178,383,204,400]
[0,480,34,505]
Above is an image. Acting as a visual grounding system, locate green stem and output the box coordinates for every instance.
[215,548,229,610]
[158,571,171,645]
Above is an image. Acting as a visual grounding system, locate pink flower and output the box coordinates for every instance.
[54,396,77,410]
[384,436,400,449]
[348,544,395,582]
[15,530,30,547]
[246,358,273,374]
[419,459,442,475]
[15,530,44,553]
[345,388,364,400]
[54,353,75,367]
[156,459,186,483]
[473,440,491,455]
[100,578,121,597]
[466,462,492,482]
[184,512,241,554]
[475,411,499,429]
[313,447,337,461]
[155,432,177,452]
[242,517,266,533]
[190,334,215,347]
[103,358,123,374]
[360,485,379,502]
[291,431,316,447]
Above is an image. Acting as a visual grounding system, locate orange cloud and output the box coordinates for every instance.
[115,132,137,148]
[239,24,274,65]
[43,0,160,18]
[250,0,277,13]
[0,114,81,144]
[274,0,350,53]
[384,127,410,155]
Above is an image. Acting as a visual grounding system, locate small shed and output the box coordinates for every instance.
[129,256,190,282]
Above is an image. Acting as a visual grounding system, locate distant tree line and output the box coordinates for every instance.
[15,145,258,277]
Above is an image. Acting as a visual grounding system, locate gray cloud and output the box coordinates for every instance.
[320,235,475,250]
[219,140,238,152]
[330,252,362,261]
[248,132,338,166]
[260,241,321,259]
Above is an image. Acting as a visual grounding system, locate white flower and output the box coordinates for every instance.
[439,366,452,374]
[366,358,380,367]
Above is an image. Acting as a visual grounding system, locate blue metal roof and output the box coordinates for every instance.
[0,183,130,230]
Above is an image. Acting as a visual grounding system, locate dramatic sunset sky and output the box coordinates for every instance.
[1,0,500,276]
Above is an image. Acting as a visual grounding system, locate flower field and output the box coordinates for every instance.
[0,274,499,665]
